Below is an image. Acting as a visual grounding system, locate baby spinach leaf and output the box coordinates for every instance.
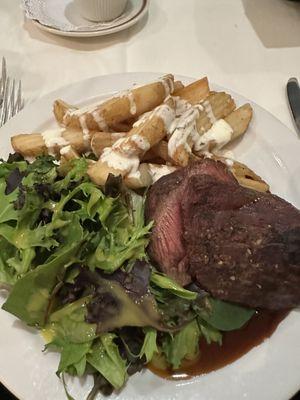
[199,298,255,331]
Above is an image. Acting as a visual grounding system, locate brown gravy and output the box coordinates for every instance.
[148,310,289,380]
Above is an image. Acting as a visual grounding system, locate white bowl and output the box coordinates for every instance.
[77,0,128,22]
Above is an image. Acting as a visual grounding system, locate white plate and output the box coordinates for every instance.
[30,0,148,38]
[0,72,300,400]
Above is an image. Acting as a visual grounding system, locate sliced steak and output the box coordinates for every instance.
[145,159,300,309]
[145,160,235,286]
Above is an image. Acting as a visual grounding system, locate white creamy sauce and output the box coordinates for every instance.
[92,110,109,131]
[220,150,235,159]
[128,91,137,115]
[160,75,174,96]
[168,106,201,157]
[131,134,150,152]
[148,164,177,183]
[79,115,91,149]
[132,103,175,131]
[224,158,234,167]
[114,90,137,116]
[111,132,125,140]
[194,119,233,152]
[173,96,192,117]
[101,146,140,175]
[203,100,217,124]
[68,99,106,117]
[155,103,176,130]
[126,170,141,180]
[24,156,35,163]
[42,129,68,156]
[114,134,150,157]
[60,145,71,155]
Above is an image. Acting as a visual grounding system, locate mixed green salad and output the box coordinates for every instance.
[0,154,255,398]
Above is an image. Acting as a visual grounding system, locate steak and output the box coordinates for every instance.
[145,159,300,309]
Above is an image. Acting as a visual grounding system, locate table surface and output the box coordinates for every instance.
[1,0,300,132]
[1,0,300,399]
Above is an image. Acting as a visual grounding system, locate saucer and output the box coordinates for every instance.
[23,0,148,37]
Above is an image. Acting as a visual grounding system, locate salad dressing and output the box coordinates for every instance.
[203,99,217,125]
[148,310,289,380]
[160,75,174,96]
[41,129,68,156]
[194,119,233,152]
[79,115,91,148]
[92,110,109,131]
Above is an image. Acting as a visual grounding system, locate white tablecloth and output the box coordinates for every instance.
[1,0,300,132]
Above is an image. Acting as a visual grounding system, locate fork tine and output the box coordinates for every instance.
[0,57,7,95]
[8,79,15,120]
[2,57,6,84]
[16,80,23,113]
[0,77,10,127]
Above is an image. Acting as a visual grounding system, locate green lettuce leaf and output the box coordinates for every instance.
[0,159,27,179]
[150,271,197,300]
[87,192,152,273]
[48,297,97,344]
[2,215,84,326]
[53,341,92,377]
[0,178,19,223]
[139,328,158,363]
[87,334,127,390]
[162,319,201,369]
[198,319,222,345]
[0,237,18,285]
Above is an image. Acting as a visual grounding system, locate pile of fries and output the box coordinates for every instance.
[11,74,269,192]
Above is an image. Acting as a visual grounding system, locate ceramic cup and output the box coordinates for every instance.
[77,0,128,22]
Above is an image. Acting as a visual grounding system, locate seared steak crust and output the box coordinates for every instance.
[145,159,300,309]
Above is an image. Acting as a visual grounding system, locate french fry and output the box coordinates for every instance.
[91,132,126,157]
[53,100,77,126]
[196,92,236,133]
[194,104,253,155]
[173,81,185,92]
[109,119,135,132]
[124,163,153,189]
[124,163,178,189]
[113,97,175,158]
[59,145,80,161]
[167,93,238,167]
[173,77,210,105]
[11,128,96,158]
[88,156,127,187]
[211,155,269,193]
[224,103,253,141]
[229,159,269,192]
[87,98,176,186]
[142,140,169,162]
[57,75,176,132]
[236,177,269,193]
[11,133,47,157]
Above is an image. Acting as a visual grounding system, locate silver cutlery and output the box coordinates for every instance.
[0,58,23,128]
[287,77,300,137]
[0,57,7,108]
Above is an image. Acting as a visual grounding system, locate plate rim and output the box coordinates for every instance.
[0,71,300,400]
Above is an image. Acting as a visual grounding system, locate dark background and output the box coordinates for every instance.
[1,383,299,399]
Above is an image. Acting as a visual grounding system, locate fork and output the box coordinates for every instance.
[0,60,23,128]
